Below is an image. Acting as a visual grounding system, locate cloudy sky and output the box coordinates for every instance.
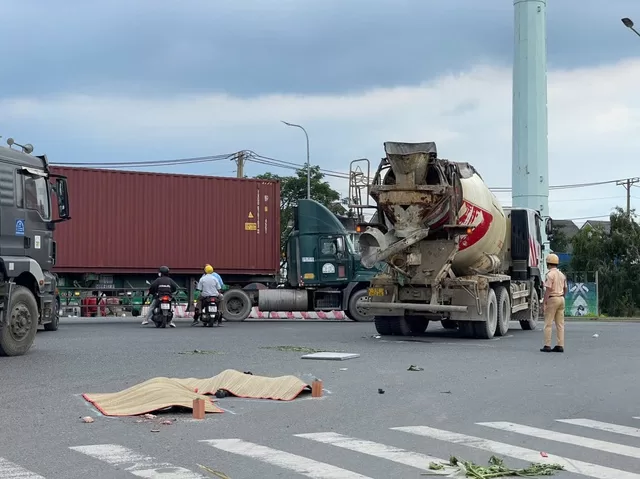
[2,0,640,222]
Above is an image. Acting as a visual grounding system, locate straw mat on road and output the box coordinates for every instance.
[83,369,310,416]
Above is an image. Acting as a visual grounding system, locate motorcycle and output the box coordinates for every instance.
[151,292,175,328]
[199,295,223,327]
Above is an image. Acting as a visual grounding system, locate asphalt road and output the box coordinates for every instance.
[1,317,639,479]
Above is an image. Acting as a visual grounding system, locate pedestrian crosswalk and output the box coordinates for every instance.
[2,416,640,478]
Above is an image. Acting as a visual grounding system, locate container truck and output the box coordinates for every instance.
[0,138,71,356]
[355,141,553,339]
[50,167,377,322]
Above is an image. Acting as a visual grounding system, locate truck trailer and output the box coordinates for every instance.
[355,141,552,339]
[50,167,377,322]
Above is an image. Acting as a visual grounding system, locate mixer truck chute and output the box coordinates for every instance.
[355,141,548,339]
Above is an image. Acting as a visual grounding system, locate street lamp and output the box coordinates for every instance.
[621,17,640,38]
[281,121,311,199]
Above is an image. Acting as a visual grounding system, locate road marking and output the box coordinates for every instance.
[200,439,372,479]
[0,458,46,478]
[393,425,640,479]
[478,421,640,459]
[557,418,640,438]
[69,444,206,478]
[295,432,454,472]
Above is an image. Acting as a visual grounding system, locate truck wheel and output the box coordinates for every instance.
[518,288,540,330]
[473,288,498,339]
[374,316,394,336]
[221,289,252,322]
[495,285,511,337]
[407,316,429,334]
[0,286,39,357]
[44,297,60,332]
[390,316,412,336]
[458,321,474,338]
[441,319,457,330]
[346,289,374,322]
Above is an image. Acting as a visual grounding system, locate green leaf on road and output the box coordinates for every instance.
[422,455,564,477]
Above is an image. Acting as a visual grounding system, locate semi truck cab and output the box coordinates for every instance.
[256,199,381,321]
[0,138,71,356]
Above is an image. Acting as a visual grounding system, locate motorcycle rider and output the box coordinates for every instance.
[142,266,179,327]
[192,264,223,326]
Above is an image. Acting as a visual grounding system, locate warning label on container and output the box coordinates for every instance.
[248,212,254,218]
[245,222,257,231]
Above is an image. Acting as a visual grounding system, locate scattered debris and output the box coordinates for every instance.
[440,391,452,394]
[262,345,324,353]
[374,335,381,339]
[407,365,424,371]
[161,420,173,425]
[143,413,157,419]
[378,388,385,394]
[198,464,231,478]
[423,455,564,477]
[150,429,160,433]
[178,349,223,355]
[302,352,360,361]
[339,368,348,371]
[81,416,94,423]
[244,371,253,375]
[540,452,548,458]
[593,333,599,338]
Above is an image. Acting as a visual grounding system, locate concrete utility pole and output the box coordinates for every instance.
[512,0,550,270]
[616,177,640,215]
[236,150,245,178]
[281,121,311,199]
[621,17,640,38]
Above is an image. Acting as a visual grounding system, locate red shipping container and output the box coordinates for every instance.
[50,167,281,276]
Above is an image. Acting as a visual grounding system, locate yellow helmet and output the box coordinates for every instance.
[204,264,213,274]
[546,253,559,265]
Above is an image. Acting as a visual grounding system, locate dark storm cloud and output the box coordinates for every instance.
[1,0,638,98]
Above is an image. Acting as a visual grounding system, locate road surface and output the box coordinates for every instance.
[0,318,638,478]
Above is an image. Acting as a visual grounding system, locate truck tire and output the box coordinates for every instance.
[346,289,374,322]
[407,316,429,334]
[44,296,60,332]
[221,289,252,322]
[517,287,539,330]
[495,285,510,337]
[374,316,394,336]
[390,316,412,336]
[473,288,498,339]
[0,286,39,357]
[458,321,474,338]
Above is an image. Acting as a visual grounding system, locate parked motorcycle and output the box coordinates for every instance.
[151,292,175,328]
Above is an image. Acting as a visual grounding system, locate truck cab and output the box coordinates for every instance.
[0,138,71,356]
[257,199,380,321]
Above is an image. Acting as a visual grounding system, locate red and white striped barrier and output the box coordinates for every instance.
[139,304,346,320]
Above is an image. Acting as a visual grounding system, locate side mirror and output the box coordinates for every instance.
[545,217,553,236]
[55,177,70,219]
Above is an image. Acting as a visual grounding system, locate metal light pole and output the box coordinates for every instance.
[621,17,640,38]
[281,121,311,199]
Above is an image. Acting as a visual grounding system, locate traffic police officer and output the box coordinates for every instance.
[540,253,568,353]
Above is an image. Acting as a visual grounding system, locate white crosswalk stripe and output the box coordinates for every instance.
[478,421,640,459]
[201,439,372,479]
[69,444,208,478]
[0,458,45,479]
[393,425,640,479]
[3,416,640,478]
[557,418,640,438]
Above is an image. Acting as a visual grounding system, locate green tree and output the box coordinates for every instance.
[570,207,640,316]
[255,166,346,250]
[549,223,569,253]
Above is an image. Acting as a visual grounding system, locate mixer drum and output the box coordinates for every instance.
[451,172,506,276]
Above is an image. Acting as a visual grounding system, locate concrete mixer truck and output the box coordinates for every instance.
[355,141,552,339]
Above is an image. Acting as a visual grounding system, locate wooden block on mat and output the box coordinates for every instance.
[193,398,205,419]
